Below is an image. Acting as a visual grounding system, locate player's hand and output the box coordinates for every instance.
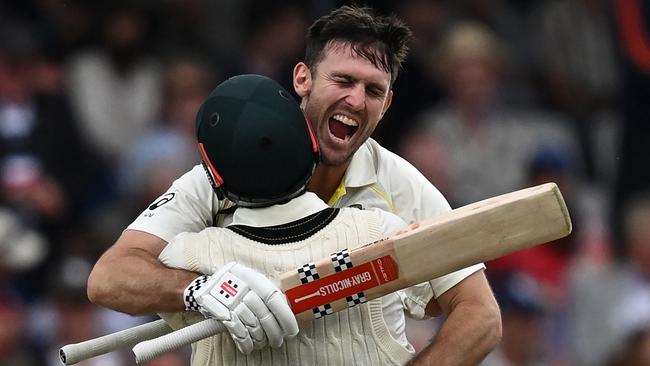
[183,262,298,354]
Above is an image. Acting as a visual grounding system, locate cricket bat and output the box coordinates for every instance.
[60,182,572,365]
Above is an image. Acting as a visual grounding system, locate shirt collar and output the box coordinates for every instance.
[231,192,330,227]
[341,139,377,188]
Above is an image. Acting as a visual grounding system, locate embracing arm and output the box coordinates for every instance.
[409,270,502,366]
[87,229,199,315]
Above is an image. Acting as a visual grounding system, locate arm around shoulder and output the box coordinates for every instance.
[87,229,199,315]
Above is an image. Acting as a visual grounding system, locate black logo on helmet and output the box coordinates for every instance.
[149,193,176,210]
[209,112,220,126]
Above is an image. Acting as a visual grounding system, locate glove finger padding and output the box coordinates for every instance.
[231,264,299,339]
[266,292,299,337]
[234,302,268,349]
[222,312,254,354]
[242,290,286,348]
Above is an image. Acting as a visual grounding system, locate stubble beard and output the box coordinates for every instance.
[319,147,353,167]
[303,95,362,167]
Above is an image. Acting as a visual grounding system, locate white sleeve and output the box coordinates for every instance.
[157,229,220,274]
[158,232,193,270]
[368,208,408,235]
[127,165,221,242]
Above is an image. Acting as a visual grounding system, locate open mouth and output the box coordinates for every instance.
[328,114,359,141]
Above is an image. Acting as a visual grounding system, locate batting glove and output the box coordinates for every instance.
[183,262,298,354]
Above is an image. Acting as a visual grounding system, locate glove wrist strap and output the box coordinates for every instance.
[184,274,211,311]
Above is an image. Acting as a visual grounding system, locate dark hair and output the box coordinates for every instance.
[304,5,413,85]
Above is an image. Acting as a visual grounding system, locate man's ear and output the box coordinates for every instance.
[380,90,393,118]
[293,62,312,98]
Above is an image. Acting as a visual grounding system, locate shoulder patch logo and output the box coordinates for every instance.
[149,193,176,210]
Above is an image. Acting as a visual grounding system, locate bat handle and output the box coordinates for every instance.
[132,318,226,363]
[59,319,172,365]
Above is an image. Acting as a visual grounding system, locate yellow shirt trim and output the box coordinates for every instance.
[369,184,397,214]
[327,180,397,215]
[327,181,347,206]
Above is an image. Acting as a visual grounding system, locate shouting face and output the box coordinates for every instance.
[294,42,393,166]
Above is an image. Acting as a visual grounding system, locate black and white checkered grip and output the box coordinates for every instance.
[183,274,210,311]
[312,304,334,319]
[346,292,367,308]
[297,263,320,284]
[330,249,353,272]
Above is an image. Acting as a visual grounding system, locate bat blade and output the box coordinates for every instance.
[280,182,571,322]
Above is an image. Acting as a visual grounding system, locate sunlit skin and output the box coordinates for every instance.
[293,42,393,200]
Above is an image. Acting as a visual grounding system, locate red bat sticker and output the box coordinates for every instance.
[285,255,398,314]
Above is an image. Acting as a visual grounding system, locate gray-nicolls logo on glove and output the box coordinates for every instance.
[219,279,239,298]
[183,262,298,354]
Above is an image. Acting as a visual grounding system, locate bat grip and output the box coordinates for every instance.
[59,319,172,365]
[132,318,226,364]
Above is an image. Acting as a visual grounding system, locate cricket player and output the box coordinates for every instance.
[88,6,501,365]
[155,73,483,365]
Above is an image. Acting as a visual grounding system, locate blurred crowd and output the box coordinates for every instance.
[1,0,649,365]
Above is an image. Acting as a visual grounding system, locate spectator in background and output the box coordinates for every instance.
[0,0,98,58]
[607,326,650,366]
[568,192,650,366]
[532,0,621,184]
[154,0,220,60]
[66,4,162,169]
[489,147,580,298]
[91,57,216,248]
[373,0,450,150]
[0,21,102,299]
[488,146,584,366]
[119,57,214,207]
[0,208,45,366]
[234,2,308,91]
[613,0,650,258]
[0,301,38,366]
[400,21,579,206]
[481,271,548,366]
[0,207,47,295]
[454,0,541,106]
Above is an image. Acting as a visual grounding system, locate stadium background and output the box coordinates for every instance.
[1,0,649,365]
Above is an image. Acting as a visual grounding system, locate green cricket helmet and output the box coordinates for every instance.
[195,74,319,207]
